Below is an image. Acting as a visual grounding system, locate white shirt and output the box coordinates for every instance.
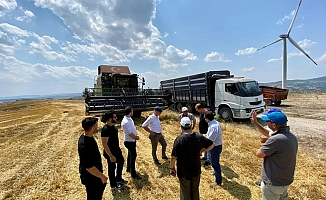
[121,115,138,142]
[142,113,162,133]
[207,119,222,146]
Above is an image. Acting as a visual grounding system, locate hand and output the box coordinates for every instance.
[135,136,139,140]
[101,175,108,184]
[150,131,155,135]
[170,168,176,177]
[250,111,258,124]
[109,155,116,162]
[260,134,269,143]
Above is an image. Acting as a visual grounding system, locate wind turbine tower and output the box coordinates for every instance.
[257,0,318,89]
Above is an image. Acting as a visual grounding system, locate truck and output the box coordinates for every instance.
[259,85,289,106]
[84,65,172,117]
[160,70,265,121]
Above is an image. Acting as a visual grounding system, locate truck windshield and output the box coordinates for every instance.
[237,81,262,97]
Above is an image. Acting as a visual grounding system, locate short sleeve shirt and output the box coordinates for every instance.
[171,132,213,179]
[101,124,120,154]
[78,134,103,181]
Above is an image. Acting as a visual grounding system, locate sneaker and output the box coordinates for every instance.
[154,159,161,165]
[132,174,142,180]
[162,156,169,160]
[255,181,261,186]
[117,178,128,185]
[210,183,222,187]
[111,183,123,190]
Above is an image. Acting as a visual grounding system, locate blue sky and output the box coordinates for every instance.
[0,0,325,97]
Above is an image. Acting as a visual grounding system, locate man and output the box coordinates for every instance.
[142,106,168,165]
[170,117,214,200]
[179,107,196,134]
[121,106,142,180]
[78,117,108,200]
[195,103,210,166]
[251,111,298,200]
[101,111,127,191]
[204,111,223,186]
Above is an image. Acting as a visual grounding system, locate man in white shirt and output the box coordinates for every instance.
[204,111,223,186]
[142,106,168,165]
[121,106,142,180]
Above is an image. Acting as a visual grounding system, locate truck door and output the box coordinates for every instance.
[223,83,241,109]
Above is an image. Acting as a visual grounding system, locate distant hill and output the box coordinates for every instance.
[259,76,326,92]
[0,93,82,103]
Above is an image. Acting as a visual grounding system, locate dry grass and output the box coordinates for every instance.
[0,94,325,200]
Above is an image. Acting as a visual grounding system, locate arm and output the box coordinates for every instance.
[129,133,139,140]
[191,114,196,129]
[101,137,116,162]
[256,149,266,158]
[170,156,177,177]
[200,143,214,155]
[142,116,155,135]
[250,111,270,137]
[86,166,108,184]
[143,126,155,135]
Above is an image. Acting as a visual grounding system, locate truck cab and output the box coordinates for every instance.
[215,78,265,121]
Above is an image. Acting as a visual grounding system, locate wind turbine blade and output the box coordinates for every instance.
[287,0,302,35]
[257,38,282,51]
[288,36,318,65]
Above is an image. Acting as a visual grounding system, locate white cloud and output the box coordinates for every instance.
[297,39,316,48]
[0,23,32,37]
[16,9,35,22]
[242,67,255,72]
[276,10,295,25]
[267,57,282,63]
[163,32,169,38]
[316,52,326,62]
[0,30,24,54]
[159,45,197,69]
[0,0,17,17]
[235,47,257,56]
[204,51,231,63]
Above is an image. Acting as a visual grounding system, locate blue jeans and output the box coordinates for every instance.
[209,145,222,184]
[204,151,210,163]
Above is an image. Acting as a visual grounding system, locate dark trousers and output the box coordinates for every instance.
[179,175,200,200]
[84,178,106,200]
[149,133,167,160]
[105,149,124,188]
[124,141,137,177]
[209,145,222,184]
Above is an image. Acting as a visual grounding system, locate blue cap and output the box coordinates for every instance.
[261,112,287,125]
[263,107,281,115]
[154,106,162,113]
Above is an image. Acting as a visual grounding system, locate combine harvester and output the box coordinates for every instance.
[84,65,172,117]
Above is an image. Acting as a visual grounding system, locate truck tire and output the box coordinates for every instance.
[219,107,233,121]
[177,103,183,112]
[264,99,272,106]
[186,103,193,113]
[274,101,282,106]
[133,111,142,118]
[170,103,176,111]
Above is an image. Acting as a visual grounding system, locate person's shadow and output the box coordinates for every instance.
[156,160,171,178]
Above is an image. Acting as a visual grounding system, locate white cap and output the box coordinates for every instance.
[180,117,191,127]
[182,107,188,112]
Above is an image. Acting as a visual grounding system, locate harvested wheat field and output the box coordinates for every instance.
[0,92,325,200]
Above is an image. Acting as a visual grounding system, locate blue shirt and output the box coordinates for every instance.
[206,120,222,146]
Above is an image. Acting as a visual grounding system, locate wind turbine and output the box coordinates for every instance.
[257,0,317,89]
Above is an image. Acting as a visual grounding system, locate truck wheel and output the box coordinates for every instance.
[274,101,281,106]
[170,103,176,111]
[219,107,232,121]
[265,99,272,106]
[186,103,193,113]
[177,103,183,112]
[133,111,142,118]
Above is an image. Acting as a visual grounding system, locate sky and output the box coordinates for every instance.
[0,0,325,97]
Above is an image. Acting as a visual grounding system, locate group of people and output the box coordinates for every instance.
[78,103,298,200]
